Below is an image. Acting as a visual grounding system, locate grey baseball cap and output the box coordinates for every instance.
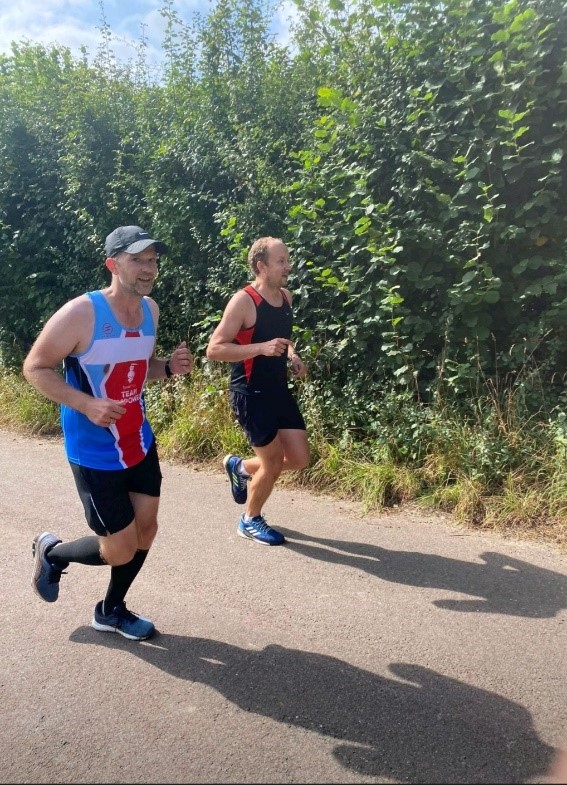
[104,225,168,257]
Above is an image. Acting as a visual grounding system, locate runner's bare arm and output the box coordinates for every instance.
[147,341,194,380]
[206,291,291,362]
[144,300,194,380]
[22,297,126,425]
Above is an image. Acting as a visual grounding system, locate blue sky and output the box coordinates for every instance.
[0,0,295,68]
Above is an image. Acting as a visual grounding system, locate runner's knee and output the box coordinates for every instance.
[287,453,310,471]
[138,519,158,550]
[100,543,138,566]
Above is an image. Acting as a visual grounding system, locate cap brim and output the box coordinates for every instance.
[124,239,168,255]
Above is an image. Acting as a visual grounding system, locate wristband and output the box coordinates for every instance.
[165,360,172,378]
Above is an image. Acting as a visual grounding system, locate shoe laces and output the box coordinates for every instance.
[48,568,67,584]
[230,459,248,487]
[113,603,138,623]
[251,515,270,533]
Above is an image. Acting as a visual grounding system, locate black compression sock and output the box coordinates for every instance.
[103,549,149,615]
[49,536,105,567]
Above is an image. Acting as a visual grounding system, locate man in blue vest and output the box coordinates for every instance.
[23,225,193,640]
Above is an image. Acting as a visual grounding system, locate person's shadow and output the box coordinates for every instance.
[280,530,567,617]
[69,629,553,783]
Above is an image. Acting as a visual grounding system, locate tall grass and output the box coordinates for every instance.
[2,365,566,549]
[0,370,60,434]
[143,369,249,465]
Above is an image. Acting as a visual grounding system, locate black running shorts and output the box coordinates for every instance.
[229,388,306,448]
[69,439,162,536]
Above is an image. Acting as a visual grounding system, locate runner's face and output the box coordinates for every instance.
[263,241,291,287]
[115,247,159,295]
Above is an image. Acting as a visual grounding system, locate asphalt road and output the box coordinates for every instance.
[1,429,567,784]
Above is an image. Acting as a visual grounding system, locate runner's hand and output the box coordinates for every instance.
[170,341,194,375]
[262,338,291,357]
[290,354,307,379]
[85,398,127,428]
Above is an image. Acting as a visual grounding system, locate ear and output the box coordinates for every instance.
[105,257,117,274]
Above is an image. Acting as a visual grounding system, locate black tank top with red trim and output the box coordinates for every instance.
[230,285,292,394]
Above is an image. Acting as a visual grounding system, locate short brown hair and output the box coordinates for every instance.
[247,236,283,275]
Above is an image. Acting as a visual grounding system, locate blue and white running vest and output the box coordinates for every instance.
[62,290,156,470]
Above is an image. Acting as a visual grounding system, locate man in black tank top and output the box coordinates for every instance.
[206,237,310,546]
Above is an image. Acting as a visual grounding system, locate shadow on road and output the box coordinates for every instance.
[280,530,567,618]
[69,628,553,783]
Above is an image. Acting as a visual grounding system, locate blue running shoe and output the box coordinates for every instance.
[223,454,249,504]
[237,514,286,546]
[32,532,65,603]
[92,601,155,641]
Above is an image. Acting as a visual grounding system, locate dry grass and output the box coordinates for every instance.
[0,370,60,435]
[2,367,566,551]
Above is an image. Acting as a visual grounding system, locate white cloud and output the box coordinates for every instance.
[0,0,295,66]
[0,1,98,55]
[0,0,169,64]
[271,0,299,49]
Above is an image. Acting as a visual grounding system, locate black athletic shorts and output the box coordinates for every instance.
[69,439,162,536]
[229,387,306,448]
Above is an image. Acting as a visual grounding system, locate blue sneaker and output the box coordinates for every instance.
[237,514,286,546]
[92,601,155,641]
[32,532,65,602]
[223,454,249,504]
